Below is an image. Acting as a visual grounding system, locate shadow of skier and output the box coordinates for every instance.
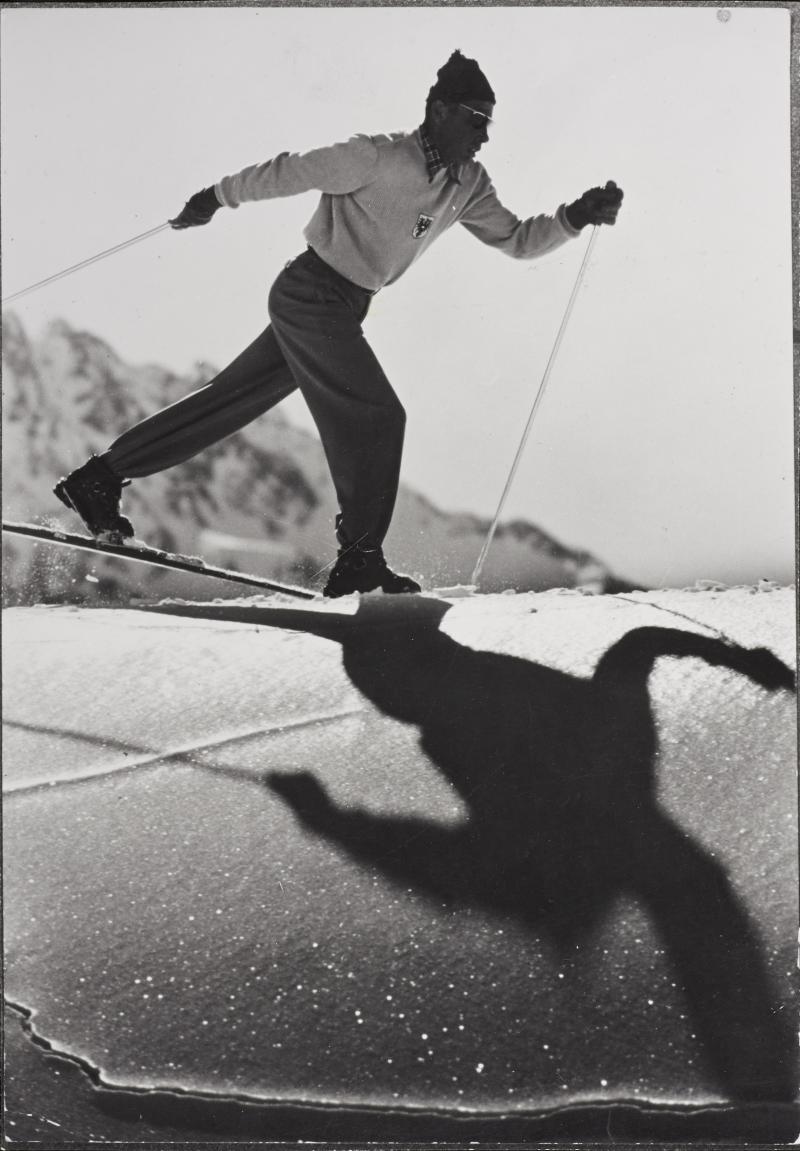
[141,593,796,1103]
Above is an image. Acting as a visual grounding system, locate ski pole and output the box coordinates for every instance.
[471,225,599,589]
[1,222,171,306]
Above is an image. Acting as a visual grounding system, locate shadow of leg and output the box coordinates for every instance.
[630,812,796,1103]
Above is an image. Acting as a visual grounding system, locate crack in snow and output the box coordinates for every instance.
[3,706,365,796]
[614,593,739,646]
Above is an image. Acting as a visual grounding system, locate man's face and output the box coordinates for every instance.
[430,99,494,165]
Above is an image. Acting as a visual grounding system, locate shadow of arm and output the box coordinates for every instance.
[592,626,795,692]
[265,770,473,898]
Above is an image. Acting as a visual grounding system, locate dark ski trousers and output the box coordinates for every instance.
[103,248,406,549]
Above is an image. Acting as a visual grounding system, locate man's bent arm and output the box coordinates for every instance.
[458,172,581,260]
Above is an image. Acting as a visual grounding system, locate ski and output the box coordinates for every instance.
[2,521,317,600]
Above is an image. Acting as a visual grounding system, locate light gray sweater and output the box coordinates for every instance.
[215,129,580,291]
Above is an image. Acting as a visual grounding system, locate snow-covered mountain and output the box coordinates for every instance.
[2,313,634,603]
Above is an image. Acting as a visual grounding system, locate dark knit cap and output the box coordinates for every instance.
[427,49,495,106]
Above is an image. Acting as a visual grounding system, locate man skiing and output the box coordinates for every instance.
[55,50,623,598]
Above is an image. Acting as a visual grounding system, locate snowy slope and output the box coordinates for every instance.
[1,312,631,603]
[3,586,797,1141]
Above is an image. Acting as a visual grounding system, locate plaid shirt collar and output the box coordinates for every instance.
[419,126,461,185]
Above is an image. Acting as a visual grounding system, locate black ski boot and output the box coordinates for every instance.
[54,455,134,542]
[323,543,421,599]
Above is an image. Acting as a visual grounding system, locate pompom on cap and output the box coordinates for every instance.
[427,49,495,106]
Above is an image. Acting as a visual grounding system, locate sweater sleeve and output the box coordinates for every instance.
[458,168,581,258]
[215,135,380,208]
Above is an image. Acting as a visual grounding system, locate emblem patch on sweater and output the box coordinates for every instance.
[412,213,434,239]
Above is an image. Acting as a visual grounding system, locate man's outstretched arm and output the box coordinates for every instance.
[169,135,381,229]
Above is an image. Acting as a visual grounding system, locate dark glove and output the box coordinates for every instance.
[169,185,221,229]
[566,181,624,230]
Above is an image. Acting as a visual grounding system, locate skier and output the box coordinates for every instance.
[55,50,623,598]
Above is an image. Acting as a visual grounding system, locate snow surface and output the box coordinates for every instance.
[3,586,797,1118]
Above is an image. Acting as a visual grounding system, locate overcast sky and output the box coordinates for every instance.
[1,4,794,588]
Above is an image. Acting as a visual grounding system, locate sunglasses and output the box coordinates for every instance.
[457,102,494,128]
